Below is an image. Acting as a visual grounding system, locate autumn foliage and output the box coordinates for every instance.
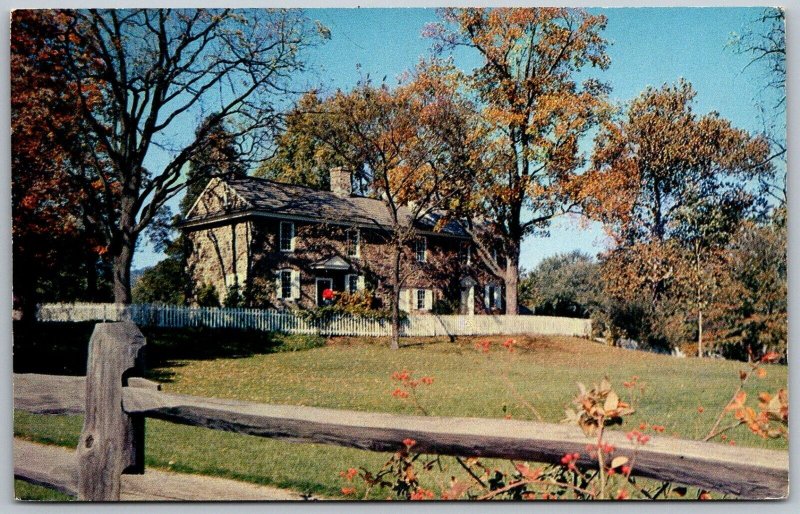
[572,80,779,356]
[11,10,116,312]
[425,7,613,314]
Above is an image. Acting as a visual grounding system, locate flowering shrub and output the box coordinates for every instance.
[390,369,435,415]
[299,289,400,322]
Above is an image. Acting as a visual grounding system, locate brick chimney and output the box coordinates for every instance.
[330,167,352,197]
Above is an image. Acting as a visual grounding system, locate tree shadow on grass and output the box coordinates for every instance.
[12,321,300,381]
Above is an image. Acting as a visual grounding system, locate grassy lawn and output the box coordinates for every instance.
[14,480,73,502]
[13,327,788,500]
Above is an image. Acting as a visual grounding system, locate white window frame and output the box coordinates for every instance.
[277,269,293,300]
[344,274,364,294]
[347,229,361,258]
[415,237,427,262]
[417,288,426,310]
[279,221,295,252]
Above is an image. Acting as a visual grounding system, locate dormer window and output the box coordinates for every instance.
[415,238,427,262]
[280,221,295,252]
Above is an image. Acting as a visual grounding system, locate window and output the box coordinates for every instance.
[417,289,426,310]
[277,269,299,300]
[280,270,292,299]
[346,274,365,294]
[347,229,360,258]
[279,221,295,252]
[415,238,427,262]
[485,284,502,310]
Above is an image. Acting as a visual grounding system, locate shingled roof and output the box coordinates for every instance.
[182,175,469,238]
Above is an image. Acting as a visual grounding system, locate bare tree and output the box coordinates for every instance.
[730,7,786,215]
[61,8,325,302]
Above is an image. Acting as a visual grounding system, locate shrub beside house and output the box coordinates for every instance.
[180,168,506,314]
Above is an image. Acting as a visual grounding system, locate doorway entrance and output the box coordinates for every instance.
[316,278,334,306]
[459,277,476,315]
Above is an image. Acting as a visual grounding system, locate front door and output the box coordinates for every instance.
[316,278,334,306]
[460,285,475,315]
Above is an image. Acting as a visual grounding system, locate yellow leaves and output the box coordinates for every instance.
[610,456,629,469]
[759,389,788,424]
[603,390,619,412]
[562,377,634,436]
[440,478,471,500]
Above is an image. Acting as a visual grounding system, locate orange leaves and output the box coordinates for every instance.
[514,462,542,481]
[758,389,788,425]
[440,478,471,500]
[585,81,774,335]
[725,388,788,439]
[760,351,782,363]
[424,8,611,260]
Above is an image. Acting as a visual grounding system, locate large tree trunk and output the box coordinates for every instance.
[390,239,402,350]
[112,205,138,304]
[504,243,520,315]
[113,244,135,304]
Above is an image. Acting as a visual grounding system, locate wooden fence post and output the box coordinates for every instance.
[77,321,146,501]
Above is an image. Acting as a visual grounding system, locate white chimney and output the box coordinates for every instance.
[330,167,352,197]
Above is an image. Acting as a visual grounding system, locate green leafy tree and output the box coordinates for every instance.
[713,220,786,360]
[519,251,602,319]
[131,251,186,304]
[254,91,354,190]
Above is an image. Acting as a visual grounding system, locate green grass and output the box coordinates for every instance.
[14,332,788,500]
[14,480,74,502]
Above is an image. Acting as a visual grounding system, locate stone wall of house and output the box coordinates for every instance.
[186,221,253,304]
[183,180,504,312]
[184,179,253,304]
[186,177,250,218]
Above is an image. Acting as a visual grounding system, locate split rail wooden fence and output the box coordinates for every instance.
[13,322,788,501]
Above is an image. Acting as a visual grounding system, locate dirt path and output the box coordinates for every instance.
[14,438,322,501]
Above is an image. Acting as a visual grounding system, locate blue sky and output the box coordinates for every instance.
[133,7,785,272]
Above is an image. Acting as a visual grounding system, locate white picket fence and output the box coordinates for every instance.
[34,302,592,338]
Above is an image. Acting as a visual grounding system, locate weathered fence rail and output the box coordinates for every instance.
[33,302,592,338]
[13,439,309,501]
[12,322,789,501]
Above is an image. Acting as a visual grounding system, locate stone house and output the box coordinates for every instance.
[180,168,505,314]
